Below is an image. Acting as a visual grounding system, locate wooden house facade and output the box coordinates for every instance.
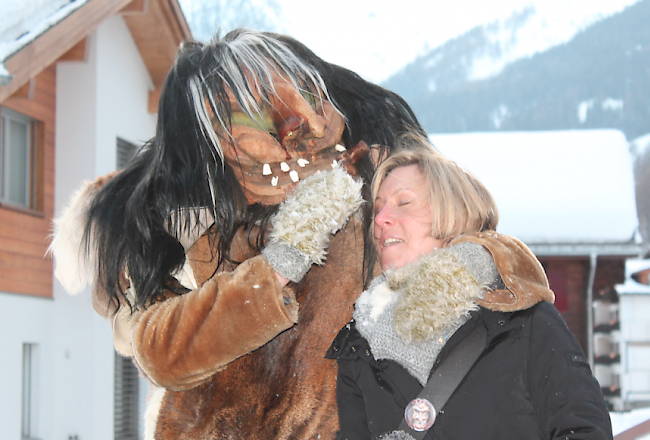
[0,1,190,439]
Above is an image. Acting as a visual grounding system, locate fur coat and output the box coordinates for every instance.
[98,227,552,439]
[104,218,367,439]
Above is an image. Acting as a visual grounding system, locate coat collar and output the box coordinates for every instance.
[451,232,554,312]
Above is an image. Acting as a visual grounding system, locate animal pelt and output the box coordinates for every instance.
[48,172,116,295]
[149,218,367,439]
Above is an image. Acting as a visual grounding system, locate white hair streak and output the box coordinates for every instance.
[189,76,224,162]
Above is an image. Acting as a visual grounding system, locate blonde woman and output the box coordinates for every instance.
[327,135,612,440]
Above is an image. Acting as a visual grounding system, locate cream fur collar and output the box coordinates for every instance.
[357,249,484,344]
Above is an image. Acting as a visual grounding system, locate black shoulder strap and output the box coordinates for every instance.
[398,322,487,439]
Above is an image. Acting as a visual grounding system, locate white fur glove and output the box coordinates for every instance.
[262,165,364,282]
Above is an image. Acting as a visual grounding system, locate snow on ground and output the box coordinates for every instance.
[430,129,638,244]
[611,407,650,436]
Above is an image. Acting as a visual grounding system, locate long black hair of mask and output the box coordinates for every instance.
[83,29,425,312]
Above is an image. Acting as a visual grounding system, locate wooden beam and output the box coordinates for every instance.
[9,78,36,100]
[169,0,193,40]
[148,87,161,113]
[123,0,193,97]
[57,37,88,63]
[0,0,134,103]
[120,0,149,14]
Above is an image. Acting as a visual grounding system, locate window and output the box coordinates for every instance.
[116,138,138,170]
[114,352,139,440]
[1,108,38,209]
[22,343,40,440]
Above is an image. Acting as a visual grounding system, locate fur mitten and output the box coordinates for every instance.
[262,165,364,282]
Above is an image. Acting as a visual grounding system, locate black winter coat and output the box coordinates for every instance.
[326,301,613,440]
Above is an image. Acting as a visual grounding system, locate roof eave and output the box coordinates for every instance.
[0,0,192,108]
[527,241,641,257]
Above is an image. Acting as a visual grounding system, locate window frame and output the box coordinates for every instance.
[116,137,138,170]
[0,106,43,214]
[21,342,40,440]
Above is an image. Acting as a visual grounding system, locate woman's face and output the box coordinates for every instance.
[374,165,446,271]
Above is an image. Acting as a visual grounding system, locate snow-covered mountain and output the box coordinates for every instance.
[384,0,641,104]
[384,0,650,141]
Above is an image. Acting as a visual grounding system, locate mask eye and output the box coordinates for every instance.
[301,91,318,110]
[230,110,277,137]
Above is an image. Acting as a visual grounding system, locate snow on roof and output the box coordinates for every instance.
[0,0,90,63]
[611,407,650,436]
[631,133,650,159]
[617,278,650,295]
[626,258,650,275]
[616,258,650,295]
[430,130,638,244]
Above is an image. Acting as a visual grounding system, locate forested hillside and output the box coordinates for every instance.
[384,0,650,140]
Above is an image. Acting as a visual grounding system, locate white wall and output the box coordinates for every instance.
[620,295,650,404]
[0,293,54,439]
[0,14,157,440]
[95,15,157,175]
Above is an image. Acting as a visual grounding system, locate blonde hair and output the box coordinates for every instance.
[372,133,498,242]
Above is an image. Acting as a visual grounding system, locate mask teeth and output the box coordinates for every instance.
[262,164,272,175]
[271,176,279,186]
[335,144,346,152]
[289,170,299,182]
[280,162,290,172]
[297,158,309,167]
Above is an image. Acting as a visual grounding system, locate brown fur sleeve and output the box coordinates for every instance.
[130,255,298,390]
[451,231,555,312]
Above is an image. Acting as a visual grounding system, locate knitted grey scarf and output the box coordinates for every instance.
[354,245,494,385]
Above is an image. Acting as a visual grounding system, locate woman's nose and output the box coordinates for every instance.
[374,205,395,228]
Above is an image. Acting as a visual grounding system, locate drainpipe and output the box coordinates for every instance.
[586,252,598,367]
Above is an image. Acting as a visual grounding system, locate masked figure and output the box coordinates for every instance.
[50,29,427,439]
[50,30,544,439]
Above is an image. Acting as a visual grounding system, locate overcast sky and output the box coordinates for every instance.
[0,0,641,84]
[273,0,640,83]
